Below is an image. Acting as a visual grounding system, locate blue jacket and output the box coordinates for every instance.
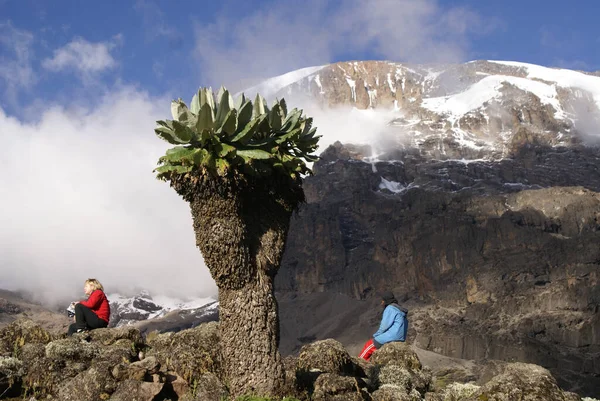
[373,304,408,345]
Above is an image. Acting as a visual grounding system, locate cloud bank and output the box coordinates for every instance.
[194,0,496,90]
[0,88,217,304]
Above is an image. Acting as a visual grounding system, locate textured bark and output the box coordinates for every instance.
[171,172,302,397]
[218,273,283,397]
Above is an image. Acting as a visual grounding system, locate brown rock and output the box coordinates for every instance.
[108,380,164,401]
[297,339,357,375]
[312,373,369,401]
[370,343,422,371]
[145,322,221,384]
[178,372,227,401]
[371,385,421,401]
[45,337,100,361]
[87,327,144,348]
[57,366,117,401]
[166,372,189,398]
[473,362,575,400]
[0,319,53,356]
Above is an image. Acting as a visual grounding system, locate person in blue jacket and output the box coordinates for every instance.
[359,291,408,360]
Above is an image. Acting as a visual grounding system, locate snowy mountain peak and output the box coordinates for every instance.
[243,60,600,161]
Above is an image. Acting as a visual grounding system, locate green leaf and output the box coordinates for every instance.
[201,152,215,169]
[237,100,253,130]
[215,142,236,158]
[236,149,273,160]
[282,108,302,131]
[245,137,276,147]
[262,96,270,115]
[215,89,233,127]
[196,103,215,133]
[200,87,215,111]
[279,98,288,118]
[171,120,194,143]
[269,103,283,131]
[234,93,246,110]
[216,86,225,104]
[154,127,184,144]
[163,146,195,163]
[190,92,201,114]
[253,93,265,117]
[275,127,302,144]
[215,157,230,175]
[154,165,192,175]
[301,117,313,136]
[218,109,238,136]
[256,114,272,139]
[171,100,183,120]
[192,148,209,165]
[230,116,262,144]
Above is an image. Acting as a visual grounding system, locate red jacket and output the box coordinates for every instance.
[80,290,110,323]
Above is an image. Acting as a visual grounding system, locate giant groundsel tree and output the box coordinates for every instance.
[153,87,320,397]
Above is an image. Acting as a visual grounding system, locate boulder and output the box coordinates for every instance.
[370,343,422,370]
[377,364,432,395]
[178,372,228,401]
[439,382,480,400]
[87,327,144,348]
[57,366,117,401]
[112,356,160,381]
[311,373,369,401]
[167,373,190,398]
[108,380,164,401]
[372,385,421,401]
[145,322,221,384]
[297,339,357,375]
[18,343,73,398]
[296,339,361,395]
[0,319,53,356]
[45,338,100,362]
[473,362,577,400]
[0,356,24,397]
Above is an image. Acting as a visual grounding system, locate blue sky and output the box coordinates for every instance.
[1,0,599,116]
[1,0,599,299]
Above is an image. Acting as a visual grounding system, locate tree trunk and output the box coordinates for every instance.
[185,175,301,397]
[218,271,283,397]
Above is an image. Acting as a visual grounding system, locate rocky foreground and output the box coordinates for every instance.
[0,319,597,401]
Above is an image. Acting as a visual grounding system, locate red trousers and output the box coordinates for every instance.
[359,339,376,360]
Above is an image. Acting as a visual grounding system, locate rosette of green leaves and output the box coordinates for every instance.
[153,86,320,181]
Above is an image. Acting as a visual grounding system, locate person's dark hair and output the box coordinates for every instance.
[380,290,398,306]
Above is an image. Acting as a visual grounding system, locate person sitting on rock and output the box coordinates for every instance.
[67,278,110,336]
[359,290,408,360]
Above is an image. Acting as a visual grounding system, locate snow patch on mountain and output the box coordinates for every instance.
[241,65,327,99]
[422,74,564,121]
[108,291,217,327]
[488,60,600,109]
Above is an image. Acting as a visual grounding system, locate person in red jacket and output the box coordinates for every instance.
[67,278,110,336]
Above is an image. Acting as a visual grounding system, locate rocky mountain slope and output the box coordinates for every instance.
[0,319,594,401]
[245,60,600,397]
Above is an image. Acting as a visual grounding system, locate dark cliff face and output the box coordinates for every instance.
[277,142,600,396]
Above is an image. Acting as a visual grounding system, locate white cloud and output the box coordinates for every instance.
[194,0,498,90]
[0,22,35,104]
[42,36,120,74]
[0,88,217,304]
